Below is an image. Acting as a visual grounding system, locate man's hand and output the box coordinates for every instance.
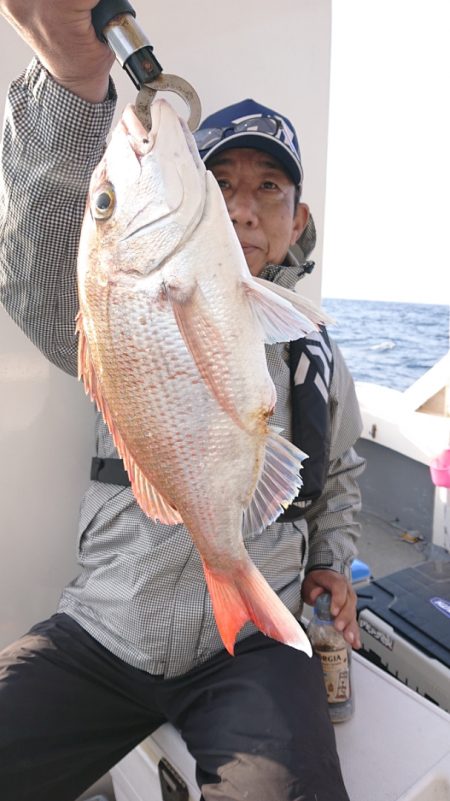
[0,0,115,102]
[302,569,361,649]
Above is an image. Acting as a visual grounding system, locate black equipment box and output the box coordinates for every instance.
[356,560,450,711]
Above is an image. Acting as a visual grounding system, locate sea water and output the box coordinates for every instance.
[322,298,450,391]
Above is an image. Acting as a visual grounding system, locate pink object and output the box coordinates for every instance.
[430,448,450,488]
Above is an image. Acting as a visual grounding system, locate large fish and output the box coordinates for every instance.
[77,99,325,657]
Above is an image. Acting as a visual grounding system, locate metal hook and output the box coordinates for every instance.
[135,74,202,132]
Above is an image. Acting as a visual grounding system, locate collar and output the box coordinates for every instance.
[259,250,314,290]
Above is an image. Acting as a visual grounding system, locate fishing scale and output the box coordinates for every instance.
[92,0,202,131]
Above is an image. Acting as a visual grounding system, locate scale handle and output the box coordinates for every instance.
[91,0,163,89]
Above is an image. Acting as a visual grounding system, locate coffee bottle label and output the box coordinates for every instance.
[316,647,350,703]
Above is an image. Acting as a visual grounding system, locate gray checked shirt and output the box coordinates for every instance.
[0,59,365,678]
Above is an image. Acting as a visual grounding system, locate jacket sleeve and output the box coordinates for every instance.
[0,58,116,376]
[304,341,366,578]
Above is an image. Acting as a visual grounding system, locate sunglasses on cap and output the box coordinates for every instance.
[193,115,294,152]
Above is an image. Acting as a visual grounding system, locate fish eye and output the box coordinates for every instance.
[92,185,116,220]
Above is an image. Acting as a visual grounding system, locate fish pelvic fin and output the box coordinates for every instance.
[243,277,331,344]
[242,429,308,537]
[202,555,312,657]
[254,277,334,327]
[76,311,182,526]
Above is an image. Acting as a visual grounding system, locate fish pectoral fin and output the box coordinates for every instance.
[202,555,312,656]
[242,277,328,344]
[242,429,308,536]
[171,284,244,429]
[76,311,182,526]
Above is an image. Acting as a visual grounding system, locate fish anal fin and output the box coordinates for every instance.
[202,556,312,657]
[76,311,182,526]
[242,429,308,537]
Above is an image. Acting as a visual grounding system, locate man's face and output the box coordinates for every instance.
[207,147,309,276]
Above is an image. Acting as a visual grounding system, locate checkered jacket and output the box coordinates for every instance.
[0,59,365,678]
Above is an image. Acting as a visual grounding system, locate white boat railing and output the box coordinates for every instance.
[356,352,450,552]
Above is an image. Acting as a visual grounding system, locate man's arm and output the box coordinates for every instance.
[0,2,117,374]
[301,342,366,647]
[0,59,116,375]
[0,1,114,102]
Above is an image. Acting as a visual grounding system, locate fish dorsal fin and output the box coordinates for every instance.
[123,455,183,525]
[242,428,308,537]
[76,312,182,526]
[243,277,327,344]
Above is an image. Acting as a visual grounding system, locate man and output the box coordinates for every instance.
[0,3,364,800]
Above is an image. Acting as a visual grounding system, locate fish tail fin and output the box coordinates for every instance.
[202,557,312,657]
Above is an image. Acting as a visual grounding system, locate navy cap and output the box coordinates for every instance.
[194,98,303,186]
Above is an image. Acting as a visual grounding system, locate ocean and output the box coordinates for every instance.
[322,298,450,392]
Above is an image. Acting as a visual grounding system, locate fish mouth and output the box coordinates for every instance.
[116,100,206,257]
[178,114,205,172]
[120,104,155,158]
[120,100,204,173]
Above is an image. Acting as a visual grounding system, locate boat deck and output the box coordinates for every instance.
[355,508,434,579]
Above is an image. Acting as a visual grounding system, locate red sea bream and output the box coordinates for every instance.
[76,98,325,657]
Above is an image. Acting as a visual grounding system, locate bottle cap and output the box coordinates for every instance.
[314,592,332,619]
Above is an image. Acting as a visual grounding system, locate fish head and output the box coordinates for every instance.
[79,99,206,284]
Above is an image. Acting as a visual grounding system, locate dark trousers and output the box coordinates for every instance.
[0,614,349,801]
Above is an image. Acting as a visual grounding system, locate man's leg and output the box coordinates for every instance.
[160,633,350,801]
[0,614,165,801]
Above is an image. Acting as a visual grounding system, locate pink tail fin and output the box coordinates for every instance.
[202,557,312,657]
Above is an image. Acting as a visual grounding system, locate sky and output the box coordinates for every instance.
[322,0,450,304]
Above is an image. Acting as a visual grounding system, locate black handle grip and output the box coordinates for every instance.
[92,0,136,41]
[92,0,163,89]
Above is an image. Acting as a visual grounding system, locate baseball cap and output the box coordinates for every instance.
[193,98,303,186]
